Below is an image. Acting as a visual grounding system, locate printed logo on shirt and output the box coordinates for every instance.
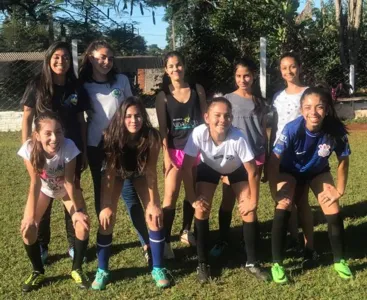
[172,115,199,130]
[226,155,235,161]
[112,88,121,99]
[63,94,78,107]
[279,133,287,143]
[40,164,65,192]
[214,155,224,160]
[318,144,331,157]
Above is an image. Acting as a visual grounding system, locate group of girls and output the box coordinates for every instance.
[17,39,353,293]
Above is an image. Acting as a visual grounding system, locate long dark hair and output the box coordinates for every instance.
[234,57,266,115]
[103,96,161,176]
[300,86,348,139]
[79,40,117,84]
[161,51,186,92]
[21,42,76,113]
[279,52,301,67]
[30,112,63,174]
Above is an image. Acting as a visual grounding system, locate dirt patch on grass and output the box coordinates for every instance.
[347,123,367,131]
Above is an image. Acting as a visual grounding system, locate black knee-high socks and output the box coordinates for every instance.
[72,238,89,270]
[182,200,195,232]
[325,213,345,262]
[272,209,291,263]
[163,208,176,243]
[219,208,232,242]
[24,241,44,274]
[243,221,258,265]
[195,218,210,263]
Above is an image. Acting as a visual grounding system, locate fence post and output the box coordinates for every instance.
[260,37,267,99]
[349,64,355,95]
[72,39,78,78]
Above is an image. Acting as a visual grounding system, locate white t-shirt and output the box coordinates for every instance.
[18,138,80,199]
[184,124,254,174]
[85,74,133,147]
[272,88,307,145]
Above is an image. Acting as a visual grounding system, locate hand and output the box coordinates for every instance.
[72,211,90,230]
[319,186,342,207]
[81,153,89,172]
[20,216,37,236]
[192,196,210,213]
[146,203,163,229]
[238,197,257,216]
[99,207,114,231]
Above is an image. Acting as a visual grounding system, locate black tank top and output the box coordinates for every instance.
[164,84,203,149]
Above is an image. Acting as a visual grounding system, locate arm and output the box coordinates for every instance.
[268,152,282,200]
[242,160,260,213]
[21,106,35,143]
[336,156,349,196]
[196,84,207,117]
[261,113,269,182]
[181,154,197,205]
[77,112,88,171]
[144,141,161,206]
[23,160,41,222]
[269,109,278,152]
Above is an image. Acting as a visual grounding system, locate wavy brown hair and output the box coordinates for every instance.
[103,96,161,176]
[30,112,63,174]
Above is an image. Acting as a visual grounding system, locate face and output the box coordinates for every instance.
[165,56,185,81]
[280,56,300,84]
[124,105,143,134]
[89,47,114,76]
[204,102,232,136]
[301,93,327,131]
[235,65,254,91]
[36,119,64,157]
[50,48,71,76]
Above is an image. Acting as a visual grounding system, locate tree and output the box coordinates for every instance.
[146,43,163,55]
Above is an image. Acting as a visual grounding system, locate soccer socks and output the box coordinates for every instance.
[195,218,210,263]
[24,241,44,274]
[325,213,345,262]
[272,209,291,263]
[182,200,195,232]
[96,233,112,271]
[243,221,257,265]
[149,229,165,268]
[219,208,232,242]
[163,208,176,243]
[72,237,89,271]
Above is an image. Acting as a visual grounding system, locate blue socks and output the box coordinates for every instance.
[149,229,165,268]
[97,233,112,271]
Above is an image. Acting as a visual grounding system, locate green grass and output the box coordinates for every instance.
[0,131,366,300]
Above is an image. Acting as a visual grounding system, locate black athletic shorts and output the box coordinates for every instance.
[279,165,331,185]
[196,163,248,185]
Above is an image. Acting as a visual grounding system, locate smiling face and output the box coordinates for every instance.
[165,55,185,82]
[204,102,233,137]
[124,105,143,134]
[301,93,327,131]
[36,119,64,158]
[235,65,254,92]
[89,47,114,77]
[280,56,300,84]
[49,48,71,76]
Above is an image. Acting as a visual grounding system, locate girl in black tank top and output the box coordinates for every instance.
[156,51,207,259]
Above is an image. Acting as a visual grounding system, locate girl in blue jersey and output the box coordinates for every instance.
[268,87,352,283]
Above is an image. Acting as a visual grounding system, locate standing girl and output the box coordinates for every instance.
[155,51,207,259]
[210,58,268,258]
[18,113,90,292]
[93,97,170,290]
[21,41,89,262]
[79,40,151,262]
[182,97,268,283]
[269,87,352,283]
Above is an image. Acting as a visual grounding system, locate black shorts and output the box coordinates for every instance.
[279,165,331,185]
[196,163,248,185]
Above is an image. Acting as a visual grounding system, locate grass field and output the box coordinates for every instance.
[0,129,366,300]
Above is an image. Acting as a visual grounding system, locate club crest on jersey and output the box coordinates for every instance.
[112,88,121,99]
[63,94,78,107]
[318,144,331,157]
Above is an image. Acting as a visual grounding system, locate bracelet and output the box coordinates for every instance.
[76,208,84,213]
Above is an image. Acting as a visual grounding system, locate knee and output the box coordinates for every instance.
[241,211,257,223]
[75,223,89,240]
[195,208,210,220]
[276,199,292,211]
[98,223,114,236]
[22,225,37,245]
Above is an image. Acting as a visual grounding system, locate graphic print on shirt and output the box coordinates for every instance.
[40,164,65,194]
[111,88,121,99]
[172,115,200,131]
[63,94,78,108]
[318,144,331,157]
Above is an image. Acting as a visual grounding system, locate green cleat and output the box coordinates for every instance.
[271,263,288,284]
[71,269,90,289]
[92,268,110,290]
[152,267,171,288]
[334,259,353,279]
[22,271,46,292]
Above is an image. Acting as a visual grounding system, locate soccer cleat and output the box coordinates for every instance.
[180,230,196,246]
[302,248,320,269]
[22,271,46,292]
[71,269,90,289]
[245,264,270,281]
[197,263,211,284]
[151,267,171,288]
[163,243,175,260]
[209,241,228,257]
[334,259,353,279]
[92,268,110,290]
[271,263,288,284]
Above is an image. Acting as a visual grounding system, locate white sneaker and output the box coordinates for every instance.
[163,242,175,260]
[180,230,196,246]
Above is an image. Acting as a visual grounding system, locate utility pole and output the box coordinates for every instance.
[171,17,176,50]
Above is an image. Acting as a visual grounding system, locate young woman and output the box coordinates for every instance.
[210,58,268,257]
[92,97,170,290]
[79,40,151,261]
[269,87,353,283]
[21,41,89,263]
[270,52,316,263]
[156,51,207,259]
[182,97,269,283]
[18,113,90,292]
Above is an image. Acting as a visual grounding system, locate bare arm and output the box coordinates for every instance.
[77,112,88,170]
[336,156,349,196]
[22,106,35,143]
[268,152,282,200]
[63,158,85,211]
[269,110,278,152]
[144,141,161,206]
[181,154,197,205]
[100,161,117,209]
[243,160,260,204]
[196,84,207,117]
[23,159,41,220]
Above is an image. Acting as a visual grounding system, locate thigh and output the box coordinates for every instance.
[275,173,298,210]
[221,182,236,211]
[121,178,139,206]
[132,176,150,209]
[34,192,53,224]
[231,181,250,203]
[163,167,182,207]
[195,181,217,219]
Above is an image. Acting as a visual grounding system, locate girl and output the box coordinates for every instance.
[79,40,151,262]
[182,97,268,283]
[92,97,170,290]
[155,51,207,259]
[210,58,268,258]
[270,52,316,263]
[18,113,90,292]
[21,41,89,263]
[269,87,352,283]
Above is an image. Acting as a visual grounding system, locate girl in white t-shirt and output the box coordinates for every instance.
[18,113,90,292]
[182,97,269,283]
[270,52,316,265]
